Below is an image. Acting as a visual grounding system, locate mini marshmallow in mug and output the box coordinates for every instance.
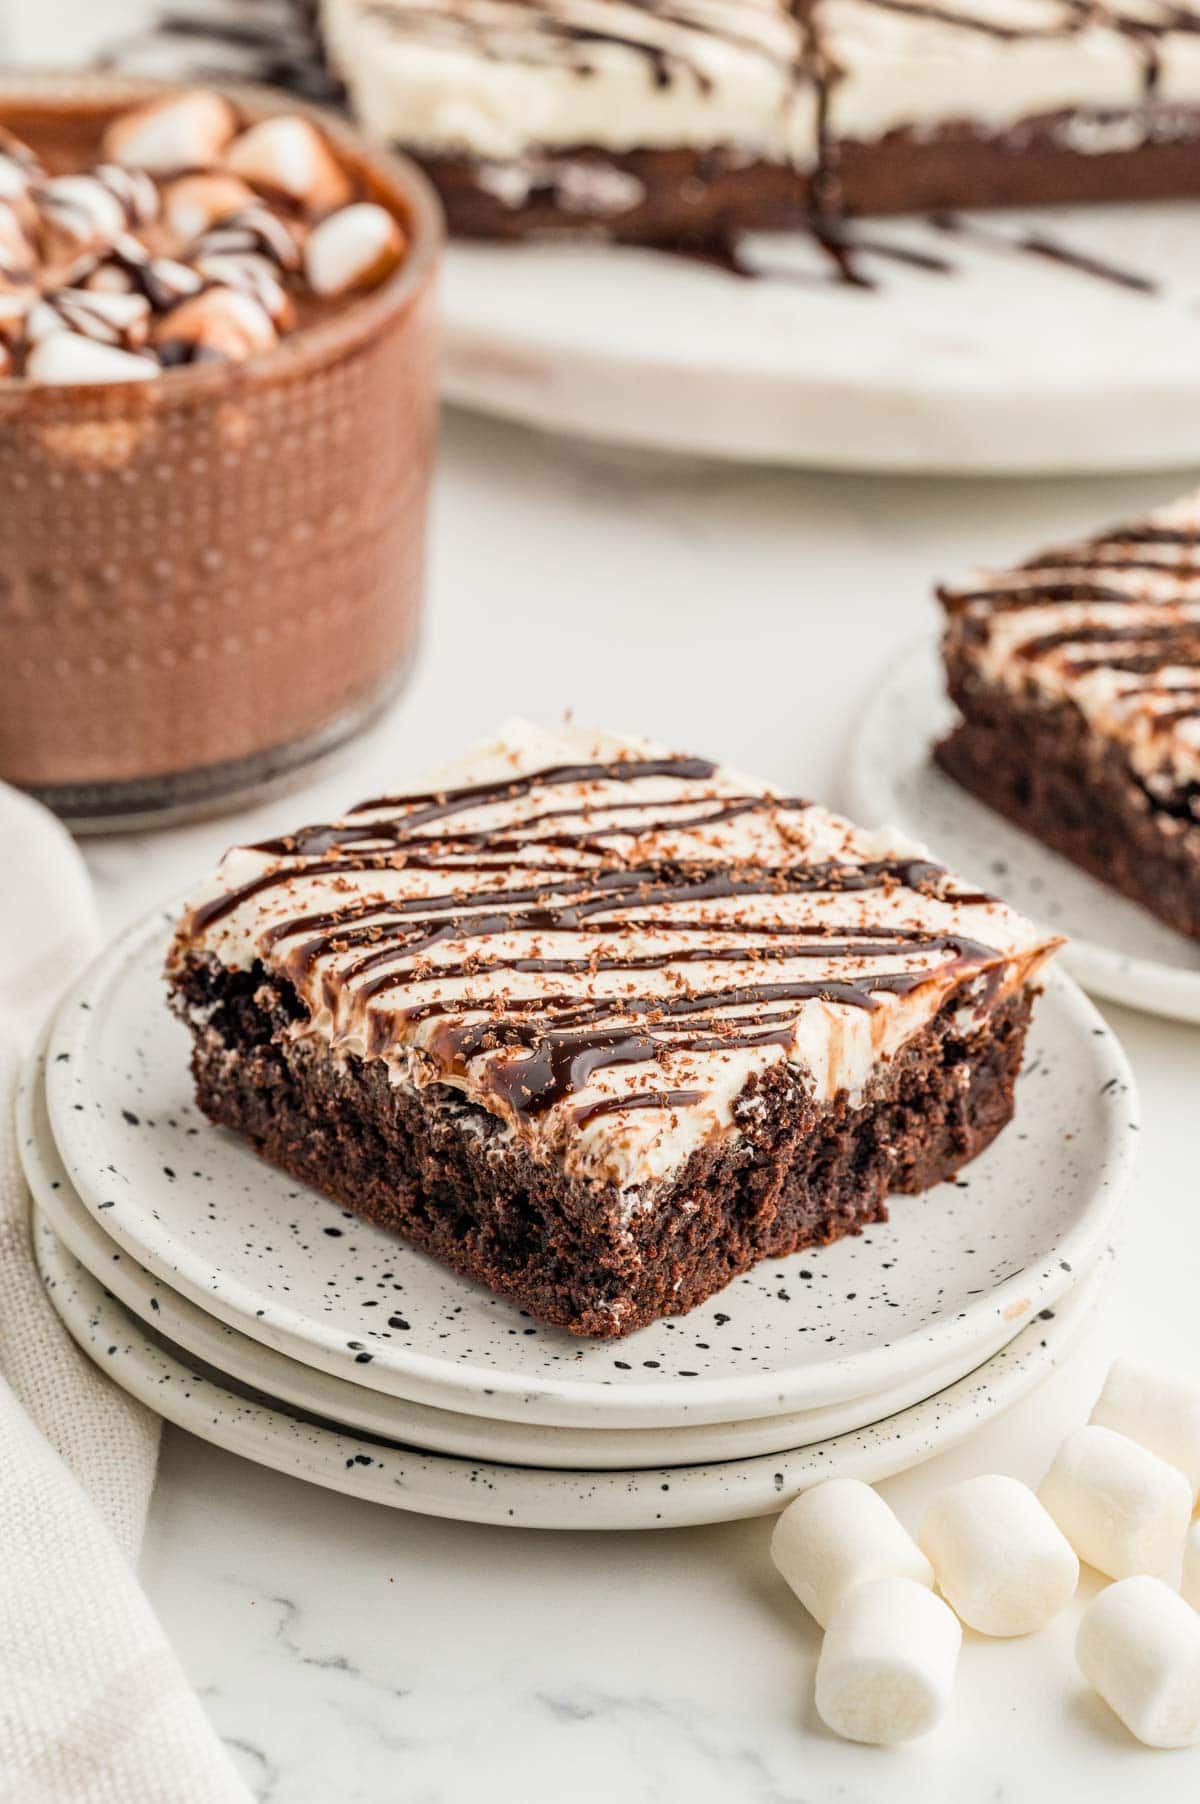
[24,333,158,384]
[192,254,296,332]
[225,115,352,213]
[152,286,278,364]
[50,290,153,353]
[102,88,238,174]
[160,172,257,245]
[305,203,407,297]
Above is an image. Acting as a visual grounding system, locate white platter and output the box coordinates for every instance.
[845,641,1200,1025]
[33,1212,1110,1531]
[442,201,1200,473]
[42,905,1136,1430]
[20,1040,1036,1470]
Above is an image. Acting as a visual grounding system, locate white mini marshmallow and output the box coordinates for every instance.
[153,286,278,364]
[1090,1355,1200,1500]
[0,200,35,281]
[192,253,295,330]
[816,1577,962,1745]
[1039,1425,1193,1581]
[1077,1576,1200,1748]
[919,1474,1079,1636]
[225,116,351,213]
[1184,1520,1200,1614]
[37,174,127,254]
[25,334,158,385]
[102,89,238,175]
[304,202,405,296]
[771,1478,933,1629]
[0,127,40,205]
[161,172,256,244]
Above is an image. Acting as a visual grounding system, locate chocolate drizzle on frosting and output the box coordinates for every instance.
[174,727,1058,1187]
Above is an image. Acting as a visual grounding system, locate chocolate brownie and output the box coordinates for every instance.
[167,724,1060,1336]
[318,0,1200,244]
[938,488,1200,941]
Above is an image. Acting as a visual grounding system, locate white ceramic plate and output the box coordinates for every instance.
[42,906,1136,1430]
[20,1040,1041,1469]
[33,1212,1111,1531]
[845,641,1200,1025]
[442,202,1200,473]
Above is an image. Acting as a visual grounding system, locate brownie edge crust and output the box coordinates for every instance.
[937,659,1200,944]
[171,955,1035,1339]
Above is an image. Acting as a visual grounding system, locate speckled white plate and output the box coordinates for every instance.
[845,641,1200,1025]
[33,1212,1111,1530]
[42,905,1136,1430]
[442,202,1200,473]
[20,1039,1041,1469]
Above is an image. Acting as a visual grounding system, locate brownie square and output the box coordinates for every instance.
[938,489,1200,942]
[167,724,1058,1336]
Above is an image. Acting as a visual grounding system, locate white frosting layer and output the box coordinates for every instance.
[321,0,816,163]
[817,0,1143,145]
[322,0,1200,168]
[174,723,1056,1199]
[943,487,1200,803]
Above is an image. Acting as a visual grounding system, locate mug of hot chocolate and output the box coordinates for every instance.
[0,74,441,829]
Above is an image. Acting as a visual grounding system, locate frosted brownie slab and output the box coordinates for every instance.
[939,488,1200,941]
[168,723,1059,1337]
[320,0,1200,242]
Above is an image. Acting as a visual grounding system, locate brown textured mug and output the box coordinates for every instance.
[0,74,442,829]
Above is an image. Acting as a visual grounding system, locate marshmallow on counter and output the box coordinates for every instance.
[771,1478,933,1629]
[1077,1576,1200,1749]
[24,333,158,385]
[919,1474,1079,1637]
[225,116,352,214]
[1090,1355,1200,1499]
[304,203,407,297]
[1184,1520,1200,1615]
[102,89,238,175]
[1039,1425,1192,1581]
[816,1577,962,1746]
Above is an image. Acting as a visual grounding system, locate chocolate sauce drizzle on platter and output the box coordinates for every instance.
[184,753,1034,1137]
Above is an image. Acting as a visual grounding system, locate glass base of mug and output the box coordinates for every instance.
[21,657,415,835]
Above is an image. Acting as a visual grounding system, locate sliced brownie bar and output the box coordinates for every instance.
[938,487,1200,940]
[167,723,1059,1337]
[319,0,1200,243]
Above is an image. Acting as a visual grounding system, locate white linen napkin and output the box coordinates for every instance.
[0,784,252,1803]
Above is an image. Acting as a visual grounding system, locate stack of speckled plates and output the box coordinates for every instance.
[21,908,1138,1531]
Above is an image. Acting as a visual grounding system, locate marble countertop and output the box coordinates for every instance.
[74,409,1200,1802]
